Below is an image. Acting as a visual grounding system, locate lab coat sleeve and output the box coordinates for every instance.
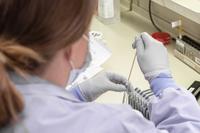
[149,88,200,132]
[68,85,87,102]
[148,74,200,133]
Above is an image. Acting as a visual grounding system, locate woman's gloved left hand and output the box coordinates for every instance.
[70,72,132,102]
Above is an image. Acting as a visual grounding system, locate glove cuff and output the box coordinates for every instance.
[144,69,171,81]
[69,85,88,102]
[150,73,179,96]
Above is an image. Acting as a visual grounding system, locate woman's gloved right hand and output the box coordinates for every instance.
[133,32,171,81]
[133,32,178,95]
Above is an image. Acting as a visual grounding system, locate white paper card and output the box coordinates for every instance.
[171,20,182,28]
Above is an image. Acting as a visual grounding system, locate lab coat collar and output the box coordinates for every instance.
[9,72,81,103]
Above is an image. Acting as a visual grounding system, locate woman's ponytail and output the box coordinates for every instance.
[0,40,45,127]
[0,60,24,127]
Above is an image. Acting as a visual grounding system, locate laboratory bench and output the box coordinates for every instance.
[91,11,200,104]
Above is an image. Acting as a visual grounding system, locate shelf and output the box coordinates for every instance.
[163,0,200,24]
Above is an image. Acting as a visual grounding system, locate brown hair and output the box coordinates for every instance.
[0,0,96,127]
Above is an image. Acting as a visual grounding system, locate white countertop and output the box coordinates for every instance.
[91,11,200,104]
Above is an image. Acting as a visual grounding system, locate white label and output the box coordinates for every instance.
[188,87,196,93]
[98,0,114,19]
[171,20,182,28]
[195,57,200,65]
[176,39,185,48]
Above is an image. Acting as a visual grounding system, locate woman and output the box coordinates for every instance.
[0,0,200,133]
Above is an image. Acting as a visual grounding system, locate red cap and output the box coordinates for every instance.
[151,32,171,45]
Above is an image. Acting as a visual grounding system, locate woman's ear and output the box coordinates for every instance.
[64,46,72,61]
[64,36,88,69]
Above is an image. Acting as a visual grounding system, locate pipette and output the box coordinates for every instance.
[122,38,138,104]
